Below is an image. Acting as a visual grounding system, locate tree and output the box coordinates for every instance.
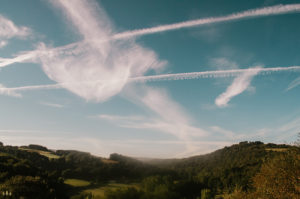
[221,187,248,199]
[105,188,143,199]
[0,176,53,199]
[28,144,49,151]
[294,132,300,146]
[251,149,300,199]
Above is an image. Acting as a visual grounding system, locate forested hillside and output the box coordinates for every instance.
[0,141,299,198]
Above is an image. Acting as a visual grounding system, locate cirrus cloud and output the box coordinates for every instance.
[35,0,166,102]
[0,15,31,48]
[215,67,261,107]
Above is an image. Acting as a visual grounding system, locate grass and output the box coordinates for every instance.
[64,179,91,187]
[19,147,60,159]
[266,148,288,152]
[100,158,118,164]
[38,150,60,159]
[81,182,140,198]
[0,152,10,157]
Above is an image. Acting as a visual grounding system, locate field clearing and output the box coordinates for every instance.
[19,147,60,159]
[0,152,10,157]
[100,158,118,164]
[265,148,288,152]
[81,183,140,198]
[64,179,91,187]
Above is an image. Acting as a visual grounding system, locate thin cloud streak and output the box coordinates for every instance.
[215,67,261,107]
[40,102,64,108]
[0,66,299,97]
[249,117,300,143]
[0,84,22,97]
[286,76,300,91]
[0,50,41,67]
[120,86,210,156]
[130,66,300,82]
[112,4,300,39]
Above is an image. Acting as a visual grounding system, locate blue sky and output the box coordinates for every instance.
[0,0,300,158]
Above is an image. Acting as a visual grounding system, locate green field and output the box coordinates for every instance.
[0,152,10,157]
[80,182,140,198]
[266,148,288,152]
[19,147,60,159]
[64,179,91,187]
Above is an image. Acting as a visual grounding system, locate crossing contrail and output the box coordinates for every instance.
[129,66,300,82]
[1,4,300,69]
[1,66,300,97]
[112,4,300,39]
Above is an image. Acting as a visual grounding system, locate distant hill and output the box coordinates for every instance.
[0,141,298,198]
[138,141,297,190]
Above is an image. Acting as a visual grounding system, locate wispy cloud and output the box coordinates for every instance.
[0,15,31,48]
[0,15,30,38]
[119,86,209,156]
[286,76,300,91]
[0,41,7,48]
[36,0,165,102]
[0,3,299,103]
[278,117,300,133]
[0,2,299,107]
[40,102,64,108]
[250,117,300,143]
[99,113,244,150]
[210,126,236,139]
[215,67,261,107]
[0,0,164,101]
[209,57,239,70]
[98,114,145,123]
[98,113,207,139]
[0,84,22,97]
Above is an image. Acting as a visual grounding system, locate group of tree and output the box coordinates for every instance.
[0,140,299,198]
[103,141,299,199]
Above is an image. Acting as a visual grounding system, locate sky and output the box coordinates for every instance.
[0,0,300,158]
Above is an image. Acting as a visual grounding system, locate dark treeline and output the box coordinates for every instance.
[0,141,299,198]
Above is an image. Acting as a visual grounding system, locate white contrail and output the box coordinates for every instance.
[112,4,300,39]
[286,76,300,91]
[1,84,62,91]
[1,4,300,69]
[0,50,39,67]
[1,66,300,96]
[130,66,300,82]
